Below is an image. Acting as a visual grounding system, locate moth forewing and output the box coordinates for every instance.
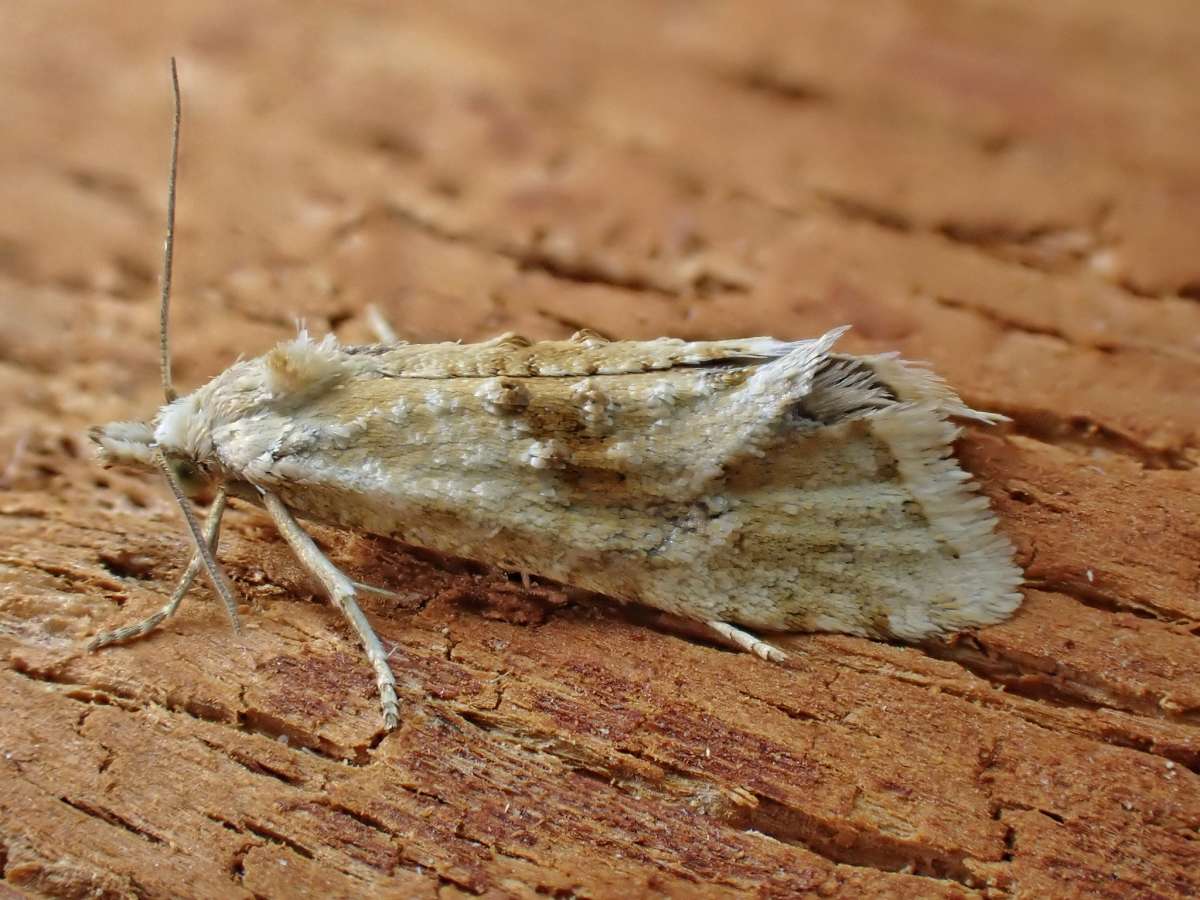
[192,328,1022,644]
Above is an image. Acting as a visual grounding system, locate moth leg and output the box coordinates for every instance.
[364,304,398,343]
[706,620,788,663]
[352,579,403,600]
[261,490,400,730]
[88,486,227,650]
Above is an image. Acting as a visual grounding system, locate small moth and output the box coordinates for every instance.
[89,63,1023,730]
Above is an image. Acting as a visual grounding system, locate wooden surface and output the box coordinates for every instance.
[2,2,1198,897]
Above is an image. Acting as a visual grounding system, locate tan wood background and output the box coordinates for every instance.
[1,2,1197,897]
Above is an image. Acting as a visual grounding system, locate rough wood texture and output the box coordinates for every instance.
[1,2,1198,897]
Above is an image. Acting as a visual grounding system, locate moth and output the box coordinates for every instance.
[89,63,1024,730]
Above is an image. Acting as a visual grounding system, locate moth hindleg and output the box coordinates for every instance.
[88,486,228,650]
[352,580,403,600]
[261,490,400,730]
[364,304,398,343]
[706,620,788,663]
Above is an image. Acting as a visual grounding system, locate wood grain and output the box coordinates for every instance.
[1,2,1197,896]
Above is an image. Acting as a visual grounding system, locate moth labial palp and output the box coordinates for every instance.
[86,61,1024,733]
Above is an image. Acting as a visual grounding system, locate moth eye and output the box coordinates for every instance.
[168,458,209,497]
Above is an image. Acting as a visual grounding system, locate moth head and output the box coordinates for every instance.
[89,413,216,500]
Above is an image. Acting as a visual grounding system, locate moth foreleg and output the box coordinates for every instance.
[260,490,400,731]
[706,620,788,663]
[88,486,228,650]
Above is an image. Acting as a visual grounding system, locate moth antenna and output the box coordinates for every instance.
[155,451,242,634]
[160,57,182,403]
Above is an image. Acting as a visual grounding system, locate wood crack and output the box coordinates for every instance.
[993,407,1196,470]
[459,696,993,889]
[923,638,1200,730]
[59,796,166,846]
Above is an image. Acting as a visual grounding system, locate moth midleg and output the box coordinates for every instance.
[705,620,788,663]
[260,490,400,730]
[89,485,228,650]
